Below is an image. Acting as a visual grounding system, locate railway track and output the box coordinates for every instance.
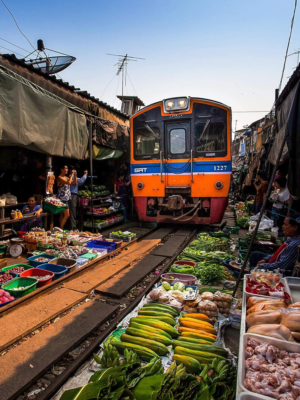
[0,223,198,400]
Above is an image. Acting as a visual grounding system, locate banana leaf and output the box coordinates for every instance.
[132,374,165,400]
[60,380,111,400]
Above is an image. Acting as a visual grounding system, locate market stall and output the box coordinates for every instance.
[57,228,242,400]
[0,226,138,307]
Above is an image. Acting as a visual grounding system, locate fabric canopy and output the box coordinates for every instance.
[0,69,89,159]
[92,145,123,160]
[93,119,129,152]
[268,123,289,165]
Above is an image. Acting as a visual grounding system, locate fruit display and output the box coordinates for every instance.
[44,197,67,207]
[78,185,110,199]
[0,289,15,304]
[0,273,14,284]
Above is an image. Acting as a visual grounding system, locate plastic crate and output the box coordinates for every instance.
[209,231,231,238]
[20,268,54,287]
[2,264,33,275]
[43,201,67,215]
[0,271,17,287]
[38,264,68,281]
[49,258,77,274]
[109,232,136,242]
[2,277,38,297]
[237,238,249,246]
[87,240,116,253]
[101,238,123,249]
[28,254,57,268]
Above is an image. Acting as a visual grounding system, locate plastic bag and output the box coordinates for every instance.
[249,214,274,232]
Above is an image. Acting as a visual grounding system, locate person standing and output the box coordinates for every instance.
[270,176,289,233]
[57,165,74,229]
[253,171,268,214]
[69,166,88,230]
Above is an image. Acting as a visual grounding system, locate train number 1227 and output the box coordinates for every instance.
[214,165,227,171]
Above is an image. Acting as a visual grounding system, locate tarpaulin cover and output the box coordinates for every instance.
[285,81,300,200]
[0,70,88,159]
[93,119,129,152]
[268,123,289,165]
[92,145,123,160]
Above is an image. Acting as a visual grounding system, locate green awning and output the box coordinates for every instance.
[93,145,123,160]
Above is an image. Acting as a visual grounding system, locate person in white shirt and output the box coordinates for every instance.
[270,176,289,233]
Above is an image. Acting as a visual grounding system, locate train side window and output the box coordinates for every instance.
[134,126,160,159]
[195,122,225,153]
[170,128,186,154]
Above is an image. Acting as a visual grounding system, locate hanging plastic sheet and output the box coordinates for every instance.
[0,69,88,159]
[92,145,123,160]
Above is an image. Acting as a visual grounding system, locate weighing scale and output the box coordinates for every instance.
[10,244,23,258]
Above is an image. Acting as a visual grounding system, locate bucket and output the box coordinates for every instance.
[79,198,89,207]
[161,272,197,285]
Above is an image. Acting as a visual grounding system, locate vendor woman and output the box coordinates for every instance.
[250,214,300,276]
[20,195,43,231]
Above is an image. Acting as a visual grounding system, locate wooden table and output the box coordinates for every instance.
[0,212,54,237]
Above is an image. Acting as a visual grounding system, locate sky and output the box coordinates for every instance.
[0,0,299,131]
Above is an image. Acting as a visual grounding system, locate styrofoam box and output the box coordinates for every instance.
[238,333,300,397]
[243,274,293,303]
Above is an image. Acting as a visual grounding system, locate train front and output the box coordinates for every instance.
[130,97,232,224]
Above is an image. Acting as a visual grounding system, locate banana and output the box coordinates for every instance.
[216,360,227,373]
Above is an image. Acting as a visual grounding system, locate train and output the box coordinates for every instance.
[130,96,232,224]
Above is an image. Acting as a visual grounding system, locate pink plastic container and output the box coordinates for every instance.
[161,272,197,285]
[79,198,89,207]
[173,260,196,267]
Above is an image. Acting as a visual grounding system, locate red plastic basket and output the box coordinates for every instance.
[173,260,196,267]
[19,268,54,287]
[17,231,27,239]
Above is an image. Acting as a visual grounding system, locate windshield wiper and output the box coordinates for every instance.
[144,124,160,139]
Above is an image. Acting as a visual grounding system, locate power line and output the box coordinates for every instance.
[0,37,30,53]
[0,0,36,51]
[100,72,116,100]
[0,45,26,58]
[232,110,269,113]
[112,74,120,107]
[278,0,297,92]
[126,71,138,96]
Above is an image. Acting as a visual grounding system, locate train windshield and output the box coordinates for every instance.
[170,128,186,154]
[195,121,226,153]
[134,126,160,159]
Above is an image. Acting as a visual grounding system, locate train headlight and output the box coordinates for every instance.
[164,97,190,112]
[178,99,187,108]
[137,182,144,190]
[215,181,223,189]
[166,100,175,109]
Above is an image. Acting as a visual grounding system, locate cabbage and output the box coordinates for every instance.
[162,281,171,291]
[173,282,185,292]
[185,287,194,292]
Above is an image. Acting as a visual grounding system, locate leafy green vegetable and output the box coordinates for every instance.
[194,262,227,285]
[236,215,250,228]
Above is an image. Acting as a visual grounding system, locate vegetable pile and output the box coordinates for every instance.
[7,266,26,274]
[170,264,195,275]
[0,289,15,304]
[236,215,250,228]
[194,262,228,285]
[34,257,51,263]
[0,273,14,284]
[112,231,135,238]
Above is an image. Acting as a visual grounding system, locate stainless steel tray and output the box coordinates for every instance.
[237,392,274,400]
[243,274,293,303]
[284,276,300,303]
[238,333,300,396]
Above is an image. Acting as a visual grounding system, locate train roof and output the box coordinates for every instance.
[136,97,231,114]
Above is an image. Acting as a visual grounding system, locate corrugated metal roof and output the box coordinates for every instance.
[117,95,145,106]
[0,53,129,119]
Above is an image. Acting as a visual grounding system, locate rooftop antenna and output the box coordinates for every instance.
[287,49,300,69]
[23,39,76,75]
[107,53,145,98]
